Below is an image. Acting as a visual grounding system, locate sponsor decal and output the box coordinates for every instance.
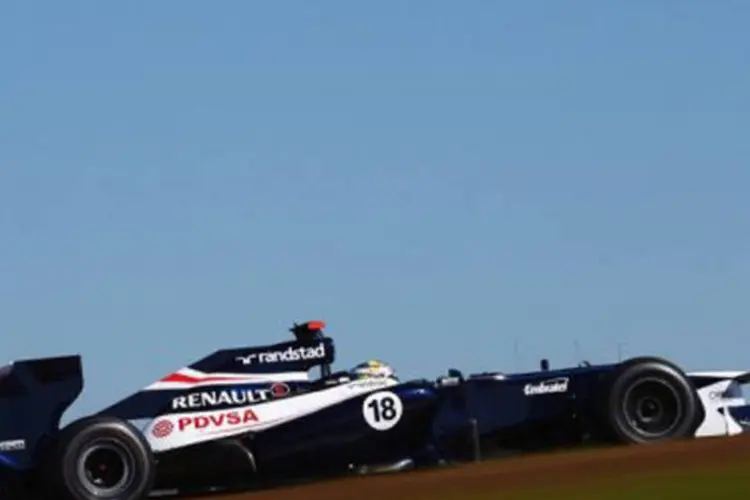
[0,439,25,452]
[171,384,291,410]
[235,342,327,365]
[270,382,291,398]
[523,377,569,396]
[349,378,392,390]
[151,419,174,438]
[177,408,259,432]
[362,391,404,431]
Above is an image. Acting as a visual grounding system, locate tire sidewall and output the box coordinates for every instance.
[57,417,155,500]
[607,358,699,444]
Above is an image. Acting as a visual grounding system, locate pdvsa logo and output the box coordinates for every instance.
[178,408,260,432]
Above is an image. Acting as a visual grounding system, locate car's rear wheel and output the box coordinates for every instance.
[605,357,700,444]
[42,416,155,500]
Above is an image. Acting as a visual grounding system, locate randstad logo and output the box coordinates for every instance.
[236,342,327,365]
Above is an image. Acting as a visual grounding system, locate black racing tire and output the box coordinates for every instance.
[44,415,155,500]
[0,471,27,500]
[605,356,700,444]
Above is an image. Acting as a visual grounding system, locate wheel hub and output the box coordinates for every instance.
[622,377,683,438]
[76,441,134,497]
[636,397,663,423]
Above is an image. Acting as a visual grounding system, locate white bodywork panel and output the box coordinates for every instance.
[689,371,750,438]
[139,374,400,453]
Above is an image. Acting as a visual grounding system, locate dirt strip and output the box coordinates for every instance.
[185,434,750,500]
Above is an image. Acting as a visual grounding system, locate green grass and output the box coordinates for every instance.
[446,462,750,499]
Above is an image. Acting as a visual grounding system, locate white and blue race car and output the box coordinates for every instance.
[1,320,749,500]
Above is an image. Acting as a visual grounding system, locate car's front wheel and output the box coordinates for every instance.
[605,356,701,444]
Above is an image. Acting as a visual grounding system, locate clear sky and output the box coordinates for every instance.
[1,2,749,418]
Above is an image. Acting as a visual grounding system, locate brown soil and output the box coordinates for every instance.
[187,434,750,500]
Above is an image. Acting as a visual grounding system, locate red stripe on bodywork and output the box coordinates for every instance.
[160,372,240,384]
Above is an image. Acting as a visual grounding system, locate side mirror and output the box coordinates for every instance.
[540,359,550,371]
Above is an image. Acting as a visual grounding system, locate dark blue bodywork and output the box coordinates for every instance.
[430,364,620,458]
[94,323,630,490]
[0,356,83,487]
[250,381,440,476]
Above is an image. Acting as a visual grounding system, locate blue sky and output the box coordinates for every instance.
[1,1,748,418]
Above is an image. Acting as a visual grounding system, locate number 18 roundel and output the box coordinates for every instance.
[362,391,404,431]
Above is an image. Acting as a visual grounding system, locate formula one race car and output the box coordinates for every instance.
[2,320,750,500]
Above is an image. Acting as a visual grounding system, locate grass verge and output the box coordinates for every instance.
[445,460,750,499]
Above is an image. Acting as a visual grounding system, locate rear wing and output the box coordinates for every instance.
[0,355,83,471]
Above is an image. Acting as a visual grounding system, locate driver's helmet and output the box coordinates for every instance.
[350,359,395,380]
